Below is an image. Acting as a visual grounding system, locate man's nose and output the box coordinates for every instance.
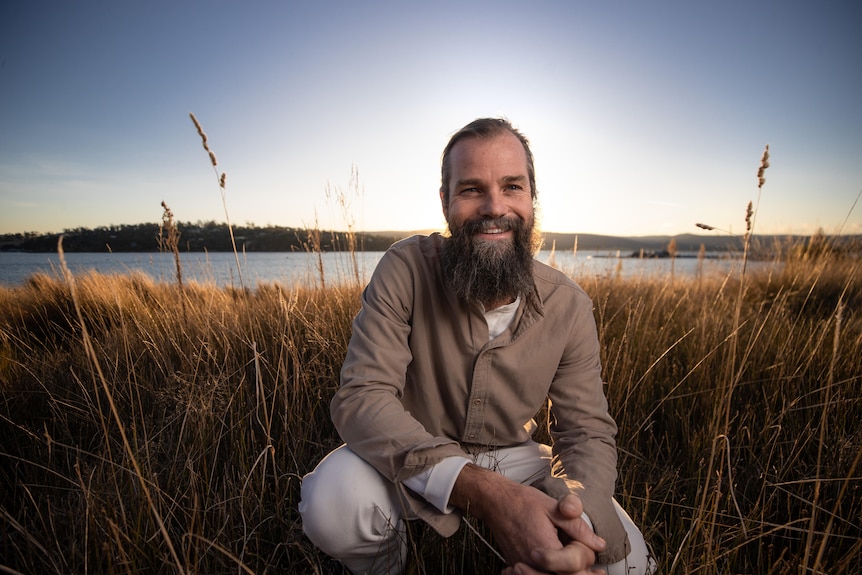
[479,188,507,217]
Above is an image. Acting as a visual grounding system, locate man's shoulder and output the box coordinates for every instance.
[532,259,582,289]
[389,232,443,252]
[383,233,444,264]
[370,233,443,281]
[531,259,592,306]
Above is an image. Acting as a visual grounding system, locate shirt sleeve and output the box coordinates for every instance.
[402,456,472,514]
[331,243,467,482]
[545,290,628,563]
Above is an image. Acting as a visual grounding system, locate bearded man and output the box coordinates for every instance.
[299,118,655,575]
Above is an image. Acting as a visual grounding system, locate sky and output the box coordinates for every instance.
[1,1,861,238]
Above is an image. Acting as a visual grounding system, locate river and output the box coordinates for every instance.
[0,249,763,289]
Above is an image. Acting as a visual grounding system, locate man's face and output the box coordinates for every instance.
[439,132,538,307]
[441,132,535,243]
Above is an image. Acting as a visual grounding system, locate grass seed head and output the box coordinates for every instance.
[190,113,217,165]
[190,113,206,141]
[757,144,770,189]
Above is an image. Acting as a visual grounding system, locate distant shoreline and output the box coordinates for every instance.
[1,223,859,255]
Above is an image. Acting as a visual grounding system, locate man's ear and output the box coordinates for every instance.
[439,187,448,218]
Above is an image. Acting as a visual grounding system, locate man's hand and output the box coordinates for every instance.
[449,464,606,574]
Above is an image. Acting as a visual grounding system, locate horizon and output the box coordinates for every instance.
[1,1,861,238]
[3,219,856,241]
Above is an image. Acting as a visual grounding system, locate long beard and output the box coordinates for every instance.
[441,216,537,306]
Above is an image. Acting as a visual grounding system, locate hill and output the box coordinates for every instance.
[1,223,859,256]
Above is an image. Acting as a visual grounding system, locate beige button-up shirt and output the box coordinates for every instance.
[331,233,629,563]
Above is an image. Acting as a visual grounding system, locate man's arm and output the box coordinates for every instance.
[450,463,607,574]
[331,243,465,482]
[544,291,629,563]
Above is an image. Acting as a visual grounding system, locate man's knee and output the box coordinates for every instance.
[299,445,402,555]
[298,463,339,550]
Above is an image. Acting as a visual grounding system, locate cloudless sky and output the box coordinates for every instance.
[1,0,860,238]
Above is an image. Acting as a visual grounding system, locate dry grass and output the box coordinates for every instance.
[588,248,862,574]
[2,126,860,573]
[0,241,859,573]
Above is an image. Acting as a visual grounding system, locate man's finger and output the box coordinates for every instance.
[552,506,606,553]
[558,494,584,518]
[530,540,597,574]
[562,516,606,550]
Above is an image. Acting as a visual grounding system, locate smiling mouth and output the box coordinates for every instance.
[473,227,514,245]
[480,226,507,235]
[476,219,512,235]
[459,217,517,240]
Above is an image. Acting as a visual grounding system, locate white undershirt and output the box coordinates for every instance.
[402,297,521,513]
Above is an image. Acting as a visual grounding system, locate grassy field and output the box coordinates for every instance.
[0,238,860,574]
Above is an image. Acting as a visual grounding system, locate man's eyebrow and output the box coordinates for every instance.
[454,174,527,188]
[454,177,483,187]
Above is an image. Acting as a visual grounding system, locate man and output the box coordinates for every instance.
[299,118,655,575]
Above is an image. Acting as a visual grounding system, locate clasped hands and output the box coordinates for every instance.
[451,464,606,575]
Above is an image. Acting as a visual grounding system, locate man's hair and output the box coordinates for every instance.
[439,118,537,206]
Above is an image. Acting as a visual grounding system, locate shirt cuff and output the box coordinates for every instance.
[402,456,472,514]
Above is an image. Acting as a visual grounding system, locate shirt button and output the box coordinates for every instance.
[468,434,477,440]
[473,399,481,405]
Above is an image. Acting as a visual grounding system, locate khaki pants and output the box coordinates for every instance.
[299,442,654,575]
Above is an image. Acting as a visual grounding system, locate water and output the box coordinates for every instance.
[0,251,383,288]
[0,249,767,289]
[544,249,763,281]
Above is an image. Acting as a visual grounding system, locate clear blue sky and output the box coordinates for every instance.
[1,0,860,237]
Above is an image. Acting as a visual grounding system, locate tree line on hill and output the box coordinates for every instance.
[1,222,858,258]
[0,222,404,253]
